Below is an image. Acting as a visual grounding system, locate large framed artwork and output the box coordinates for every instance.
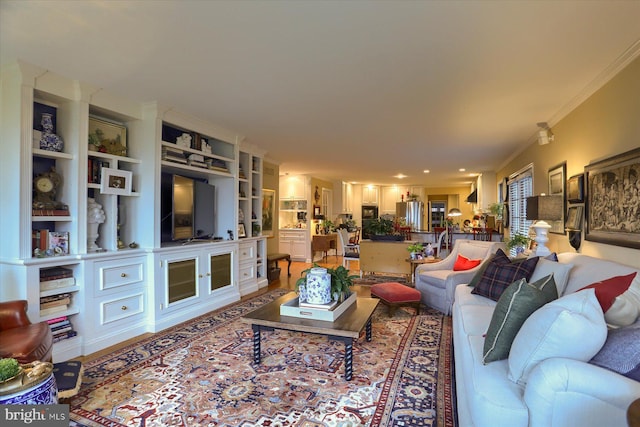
[262,189,275,237]
[585,147,640,249]
[548,162,566,235]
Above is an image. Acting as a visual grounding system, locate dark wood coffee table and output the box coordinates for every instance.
[241,292,379,381]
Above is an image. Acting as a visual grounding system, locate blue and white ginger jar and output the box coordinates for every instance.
[305,267,332,304]
[39,113,64,152]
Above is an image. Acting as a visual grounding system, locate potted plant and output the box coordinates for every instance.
[406,242,424,259]
[296,264,359,303]
[364,218,404,241]
[506,233,530,255]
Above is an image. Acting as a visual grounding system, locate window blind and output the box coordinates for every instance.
[507,166,533,256]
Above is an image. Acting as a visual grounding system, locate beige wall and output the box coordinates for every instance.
[424,186,475,223]
[497,56,640,268]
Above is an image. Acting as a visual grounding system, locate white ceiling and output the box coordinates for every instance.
[2,0,640,187]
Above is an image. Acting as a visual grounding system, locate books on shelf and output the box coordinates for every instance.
[40,276,76,291]
[40,267,73,280]
[32,208,70,216]
[46,315,69,325]
[40,296,71,310]
[40,305,68,316]
[53,330,77,343]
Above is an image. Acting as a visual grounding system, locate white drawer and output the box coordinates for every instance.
[280,231,306,240]
[96,257,145,291]
[239,263,256,283]
[101,293,144,324]
[239,243,256,262]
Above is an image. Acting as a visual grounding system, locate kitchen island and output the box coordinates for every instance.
[359,239,417,278]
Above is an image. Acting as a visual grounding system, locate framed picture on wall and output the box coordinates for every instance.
[566,206,583,230]
[261,189,275,237]
[566,174,584,203]
[585,147,640,249]
[548,162,566,234]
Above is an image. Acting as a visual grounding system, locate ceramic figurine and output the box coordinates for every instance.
[39,113,64,152]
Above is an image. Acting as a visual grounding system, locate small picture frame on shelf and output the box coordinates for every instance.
[100,168,132,195]
[88,116,127,156]
[48,231,69,256]
[238,223,247,238]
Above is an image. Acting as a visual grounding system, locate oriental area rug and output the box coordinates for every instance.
[69,289,457,427]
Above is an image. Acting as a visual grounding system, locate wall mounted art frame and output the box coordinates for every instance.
[548,162,566,234]
[585,147,640,249]
[566,206,583,231]
[566,174,584,203]
[100,168,132,195]
[89,116,127,156]
[261,189,275,237]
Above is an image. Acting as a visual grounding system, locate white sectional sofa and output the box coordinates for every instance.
[452,252,640,427]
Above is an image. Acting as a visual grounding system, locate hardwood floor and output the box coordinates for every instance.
[77,257,363,363]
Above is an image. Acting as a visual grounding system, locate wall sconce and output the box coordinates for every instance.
[526,195,563,256]
[536,122,554,145]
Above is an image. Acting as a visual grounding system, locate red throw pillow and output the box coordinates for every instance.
[453,254,482,271]
[579,272,637,312]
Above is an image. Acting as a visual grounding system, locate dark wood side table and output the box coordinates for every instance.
[406,257,441,284]
[629,397,640,427]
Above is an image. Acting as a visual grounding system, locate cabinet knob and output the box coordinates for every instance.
[121,305,127,311]
[206,273,211,276]
[199,274,203,278]
[121,273,127,278]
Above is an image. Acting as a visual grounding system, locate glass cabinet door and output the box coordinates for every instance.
[209,252,232,291]
[167,258,197,304]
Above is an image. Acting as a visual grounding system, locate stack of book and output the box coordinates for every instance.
[88,158,110,184]
[46,315,77,342]
[32,207,70,216]
[162,145,187,164]
[188,153,208,168]
[207,157,228,172]
[40,267,75,291]
[40,293,72,316]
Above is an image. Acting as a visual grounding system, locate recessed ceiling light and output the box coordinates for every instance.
[423,170,430,173]
[459,168,466,172]
[394,174,407,179]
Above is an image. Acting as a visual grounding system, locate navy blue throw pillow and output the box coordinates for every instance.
[471,249,540,301]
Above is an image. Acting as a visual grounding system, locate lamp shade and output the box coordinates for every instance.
[448,208,462,216]
[526,195,562,221]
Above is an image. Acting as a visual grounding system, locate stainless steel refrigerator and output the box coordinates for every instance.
[396,201,424,231]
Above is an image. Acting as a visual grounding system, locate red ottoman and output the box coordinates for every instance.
[370,282,421,317]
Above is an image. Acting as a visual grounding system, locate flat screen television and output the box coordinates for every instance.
[161,173,215,242]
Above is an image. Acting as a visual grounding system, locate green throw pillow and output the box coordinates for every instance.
[482,274,558,364]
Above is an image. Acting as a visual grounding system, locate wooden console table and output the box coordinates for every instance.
[312,234,338,260]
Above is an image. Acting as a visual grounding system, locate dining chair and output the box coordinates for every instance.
[337,228,361,275]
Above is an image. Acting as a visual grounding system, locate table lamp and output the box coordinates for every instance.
[526,195,563,256]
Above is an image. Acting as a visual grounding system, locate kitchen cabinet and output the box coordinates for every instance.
[362,186,379,205]
[280,175,309,200]
[341,181,353,213]
[279,229,309,261]
[380,186,401,214]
